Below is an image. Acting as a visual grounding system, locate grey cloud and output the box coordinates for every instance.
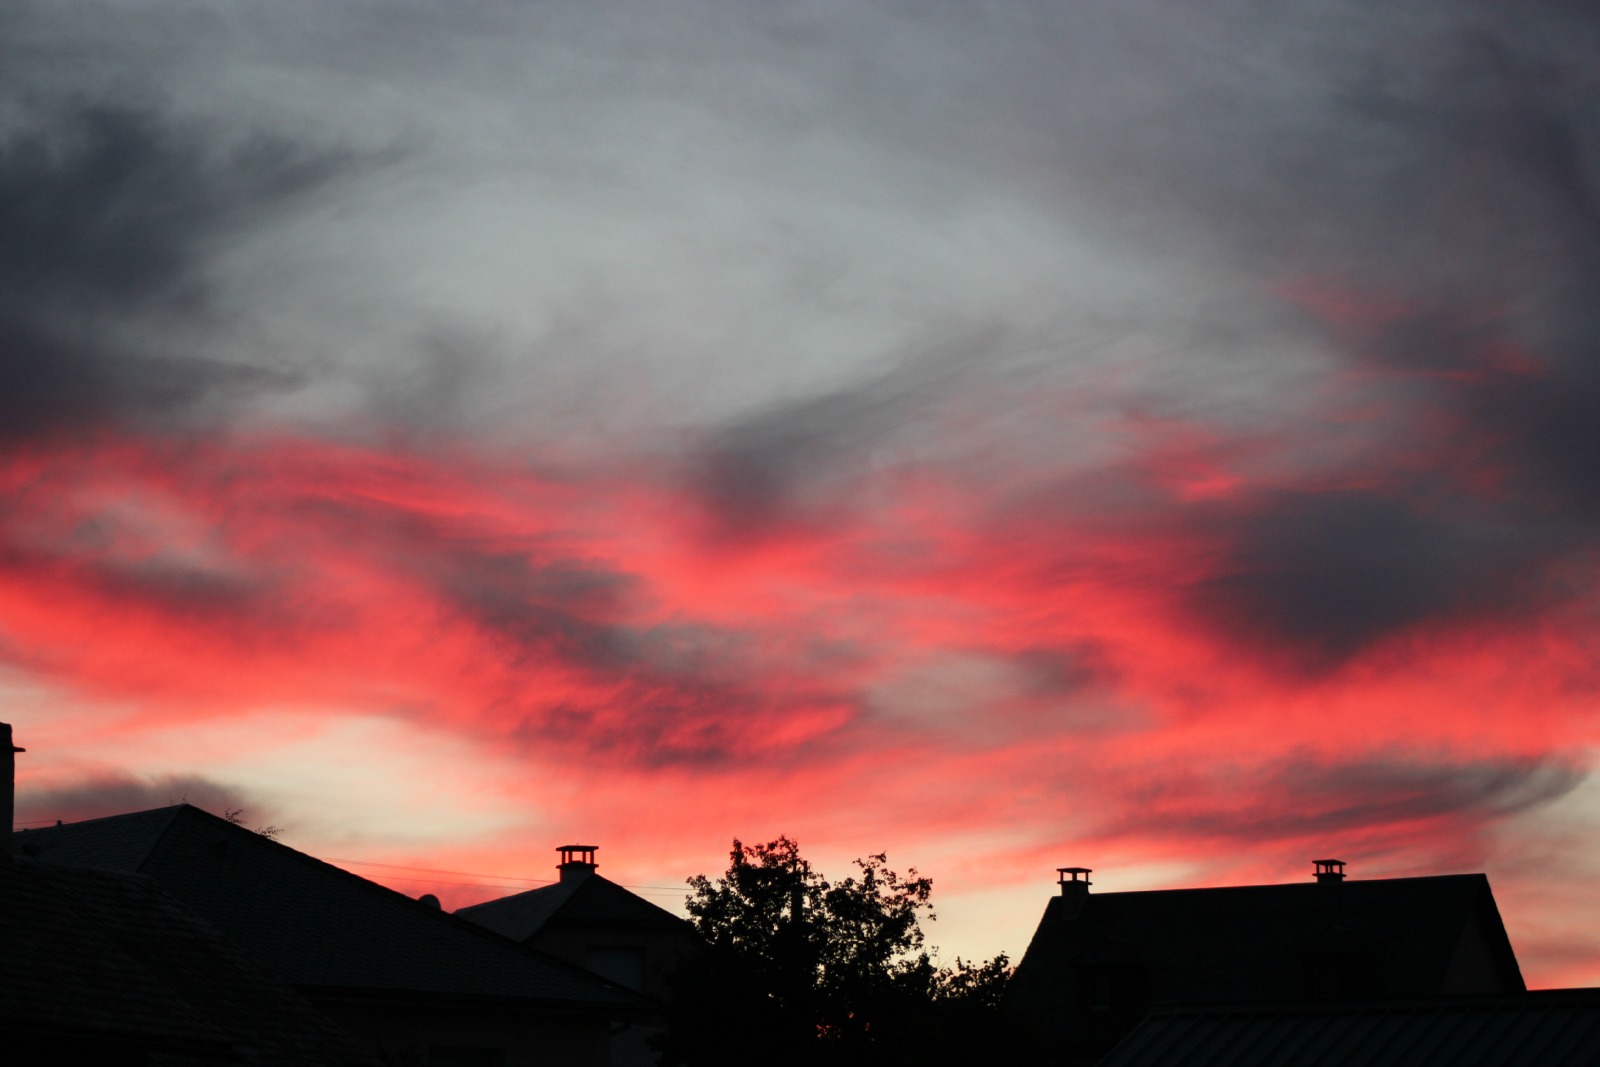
[9,2,1597,684]
[436,549,641,674]
[690,321,1037,538]
[1110,753,1585,844]
[527,697,749,770]
[1011,643,1116,697]
[695,373,924,537]
[0,102,348,441]
[1185,489,1552,672]
[415,542,865,765]
[277,496,854,764]
[1057,4,1600,668]
[15,771,265,829]
[0,514,275,640]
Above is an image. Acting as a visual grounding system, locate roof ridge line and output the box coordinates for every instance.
[163,805,655,1006]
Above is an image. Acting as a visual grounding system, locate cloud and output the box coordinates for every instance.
[1099,752,1586,860]
[3,0,1600,985]
[1184,488,1548,672]
[0,102,349,442]
[14,771,266,829]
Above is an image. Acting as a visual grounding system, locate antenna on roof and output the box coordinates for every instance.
[2,723,22,861]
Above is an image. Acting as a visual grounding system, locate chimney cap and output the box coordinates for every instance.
[557,844,598,883]
[1057,867,1092,892]
[1313,858,1347,883]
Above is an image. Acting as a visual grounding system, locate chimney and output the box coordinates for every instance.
[1057,866,1092,915]
[3,723,22,861]
[1313,858,1346,883]
[558,844,598,883]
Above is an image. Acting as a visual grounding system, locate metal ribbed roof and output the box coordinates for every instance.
[1099,990,1600,1066]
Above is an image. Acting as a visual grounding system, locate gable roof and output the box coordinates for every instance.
[1098,989,1600,1067]
[457,872,689,944]
[0,858,372,1065]
[1008,874,1525,1008]
[13,805,649,1011]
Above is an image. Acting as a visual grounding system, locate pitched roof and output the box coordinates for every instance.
[0,858,372,1065]
[457,872,689,943]
[1098,989,1600,1067]
[14,805,648,1010]
[1008,874,1524,1007]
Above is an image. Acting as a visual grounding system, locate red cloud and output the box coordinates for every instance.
[4,406,1598,984]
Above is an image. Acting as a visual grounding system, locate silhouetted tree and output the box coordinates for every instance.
[660,837,1011,1067]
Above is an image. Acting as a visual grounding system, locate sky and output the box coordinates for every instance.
[5,0,1600,985]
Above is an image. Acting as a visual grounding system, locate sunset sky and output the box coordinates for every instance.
[6,1,1600,985]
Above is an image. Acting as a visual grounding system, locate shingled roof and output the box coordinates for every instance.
[0,858,371,1066]
[13,805,648,1011]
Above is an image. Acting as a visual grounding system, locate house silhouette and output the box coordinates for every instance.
[457,845,695,1000]
[1005,861,1527,1064]
[15,805,653,1066]
[457,845,699,1066]
[2,720,370,1064]
[0,858,372,1066]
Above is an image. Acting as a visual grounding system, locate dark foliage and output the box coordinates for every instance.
[660,837,1012,1066]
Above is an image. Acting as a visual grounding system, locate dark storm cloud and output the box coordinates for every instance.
[14,771,263,829]
[1186,489,1550,672]
[1109,753,1584,844]
[1038,4,1600,669]
[0,103,347,441]
[1326,31,1600,525]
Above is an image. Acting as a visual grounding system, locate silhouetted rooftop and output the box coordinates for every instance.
[0,857,371,1065]
[13,805,649,1010]
[1010,874,1524,1006]
[457,869,689,943]
[1005,870,1526,1064]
